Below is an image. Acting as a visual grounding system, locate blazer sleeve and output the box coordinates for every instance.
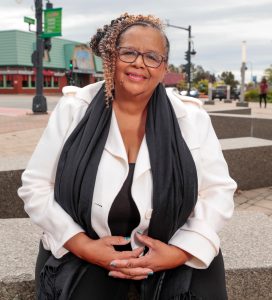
[168,107,237,269]
[17,93,88,258]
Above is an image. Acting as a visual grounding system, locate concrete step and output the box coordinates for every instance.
[0,212,272,299]
[220,137,272,190]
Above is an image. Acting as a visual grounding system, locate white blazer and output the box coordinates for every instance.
[18,81,237,269]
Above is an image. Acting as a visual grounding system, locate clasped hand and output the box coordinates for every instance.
[108,233,191,280]
[66,232,191,281]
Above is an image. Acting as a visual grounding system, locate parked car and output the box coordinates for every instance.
[212,85,227,101]
[230,88,240,100]
[179,88,199,98]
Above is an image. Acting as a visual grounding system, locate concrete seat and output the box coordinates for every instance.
[1,212,272,299]
[220,211,272,300]
[220,137,272,190]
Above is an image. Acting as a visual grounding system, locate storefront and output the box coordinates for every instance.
[0,30,103,94]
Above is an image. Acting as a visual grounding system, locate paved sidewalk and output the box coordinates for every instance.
[203,100,272,119]
[1,96,272,217]
[234,187,272,218]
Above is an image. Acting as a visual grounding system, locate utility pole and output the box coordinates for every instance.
[32,0,47,113]
[166,22,196,94]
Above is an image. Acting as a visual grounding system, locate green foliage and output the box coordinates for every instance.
[168,64,181,73]
[192,65,216,84]
[176,79,187,91]
[245,89,259,102]
[264,66,272,84]
[195,79,209,94]
[219,71,239,90]
[245,89,272,102]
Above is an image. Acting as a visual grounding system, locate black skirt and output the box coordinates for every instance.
[36,241,227,300]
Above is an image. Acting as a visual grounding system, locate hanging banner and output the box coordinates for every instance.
[43,8,62,37]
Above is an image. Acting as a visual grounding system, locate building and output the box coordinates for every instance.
[163,72,184,87]
[0,30,103,94]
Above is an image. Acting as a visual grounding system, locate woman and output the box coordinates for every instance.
[259,77,268,108]
[18,13,236,299]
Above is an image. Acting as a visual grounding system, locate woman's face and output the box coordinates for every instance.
[114,25,168,100]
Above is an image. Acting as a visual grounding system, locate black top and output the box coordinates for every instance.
[108,163,140,238]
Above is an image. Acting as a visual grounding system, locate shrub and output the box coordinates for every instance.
[245,89,259,102]
[245,89,272,103]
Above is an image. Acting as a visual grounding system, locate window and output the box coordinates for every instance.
[0,74,14,88]
[0,75,3,87]
[22,75,29,88]
[6,75,14,87]
[43,76,51,87]
[31,75,36,87]
[53,76,59,88]
[43,76,59,88]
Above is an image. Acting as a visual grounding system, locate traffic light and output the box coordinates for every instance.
[44,38,52,52]
[184,51,190,62]
[182,63,190,73]
[69,60,73,70]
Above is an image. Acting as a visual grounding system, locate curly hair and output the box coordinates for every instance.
[90,13,169,107]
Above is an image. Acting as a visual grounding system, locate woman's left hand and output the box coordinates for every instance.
[108,233,192,279]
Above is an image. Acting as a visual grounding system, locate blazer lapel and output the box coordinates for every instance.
[104,110,128,161]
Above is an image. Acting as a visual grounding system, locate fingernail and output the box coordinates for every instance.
[108,271,114,277]
[137,230,143,235]
[148,272,154,276]
[124,236,131,240]
[110,261,116,267]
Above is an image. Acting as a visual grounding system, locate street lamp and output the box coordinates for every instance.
[31,0,48,113]
[165,21,196,93]
[237,40,249,107]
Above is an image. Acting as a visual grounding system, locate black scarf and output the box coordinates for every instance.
[39,83,198,300]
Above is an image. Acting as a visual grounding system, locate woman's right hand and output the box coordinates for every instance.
[64,232,152,279]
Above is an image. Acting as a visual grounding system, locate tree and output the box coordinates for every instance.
[176,79,187,91]
[196,79,209,94]
[168,64,181,73]
[191,65,216,84]
[264,66,272,84]
[219,71,239,90]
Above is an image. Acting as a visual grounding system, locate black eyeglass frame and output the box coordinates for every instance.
[116,47,167,68]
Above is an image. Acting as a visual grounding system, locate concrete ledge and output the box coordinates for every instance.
[221,138,272,190]
[0,219,40,300]
[236,102,249,107]
[1,212,272,299]
[204,100,215,105]
[0,170,27,218]
[210,113,272,140]
[206,107,251,115]
[220,212,272,300]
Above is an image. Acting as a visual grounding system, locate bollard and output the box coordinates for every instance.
[224,85,232,103]
[205,82,215,105]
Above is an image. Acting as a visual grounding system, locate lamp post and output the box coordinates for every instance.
[237,41,249,107]
[166,21,196,93]
[32,0,47,113]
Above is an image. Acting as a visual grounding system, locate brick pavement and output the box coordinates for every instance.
[234,187,272,218]
[1,96,272,217]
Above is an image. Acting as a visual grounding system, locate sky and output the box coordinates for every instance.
[1,0,272,83]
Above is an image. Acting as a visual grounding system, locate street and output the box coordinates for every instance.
[0,94,59,111]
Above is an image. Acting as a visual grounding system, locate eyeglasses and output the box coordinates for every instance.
[117,47,166,68]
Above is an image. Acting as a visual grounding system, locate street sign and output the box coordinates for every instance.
[24,16,35,25]
[43,8,62,38]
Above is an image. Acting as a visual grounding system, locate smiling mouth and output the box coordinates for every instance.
[126,72,147,81]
